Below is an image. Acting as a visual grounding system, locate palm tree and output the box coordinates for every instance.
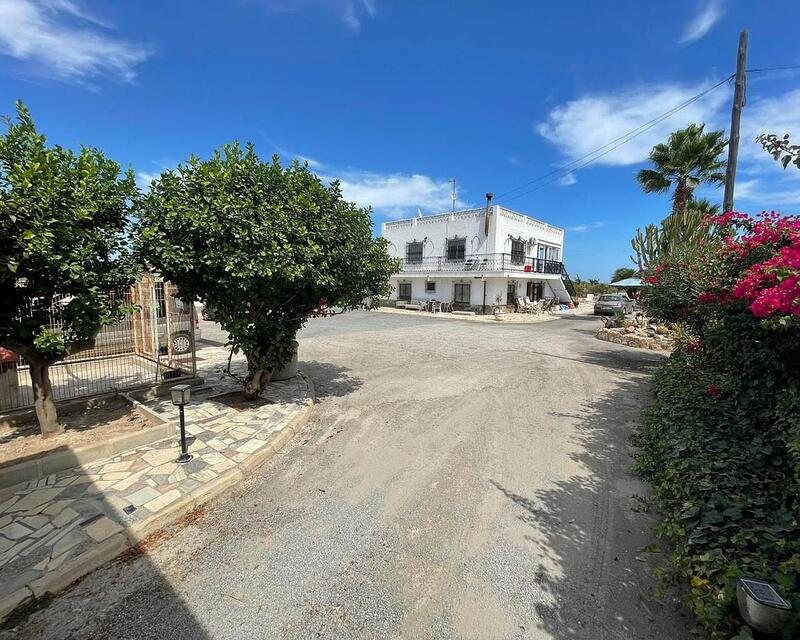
[636,124,728,218]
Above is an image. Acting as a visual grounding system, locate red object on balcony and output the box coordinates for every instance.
[524,265,532,272]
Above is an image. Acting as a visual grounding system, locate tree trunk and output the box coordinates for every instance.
[28,360,62,437]
[672,179,692,223]
[242,367,272,401]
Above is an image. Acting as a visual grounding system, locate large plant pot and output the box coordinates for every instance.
[272,340,299,381]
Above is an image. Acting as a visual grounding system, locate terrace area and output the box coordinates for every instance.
[396,253,568,275]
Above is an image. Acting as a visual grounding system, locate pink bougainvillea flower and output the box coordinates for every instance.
[707,385,721,399]
[685,339,703,353]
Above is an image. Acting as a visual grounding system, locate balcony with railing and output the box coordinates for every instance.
[396,253,566,276]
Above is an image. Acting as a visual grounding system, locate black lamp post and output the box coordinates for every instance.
[170,384,193,464]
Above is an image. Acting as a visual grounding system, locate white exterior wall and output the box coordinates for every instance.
[381,208,490,260]
[382,206,564,262]
[382,205,568,307]
[388,275,559,308]
[492,206,564,261]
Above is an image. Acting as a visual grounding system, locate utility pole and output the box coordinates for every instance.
[723,30,748,214]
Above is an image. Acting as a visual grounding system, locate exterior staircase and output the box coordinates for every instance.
[551,265,578,305]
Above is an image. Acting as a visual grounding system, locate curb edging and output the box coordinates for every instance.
[1,372,316,627]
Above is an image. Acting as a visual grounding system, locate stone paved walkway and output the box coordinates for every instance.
[0,345,312,618]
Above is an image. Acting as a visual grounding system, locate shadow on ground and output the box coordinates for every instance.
[523,346,666,376]
[490,356,690,639]
[0,441,212,640]
[299,360,362,399]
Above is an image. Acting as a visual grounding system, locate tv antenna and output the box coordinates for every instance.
[450,178,457,212]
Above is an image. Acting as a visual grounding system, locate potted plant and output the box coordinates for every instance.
[493,293,505,319]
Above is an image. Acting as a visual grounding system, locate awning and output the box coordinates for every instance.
[609,277,645,288]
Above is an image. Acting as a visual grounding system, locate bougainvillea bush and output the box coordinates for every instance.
[636,212,800,639]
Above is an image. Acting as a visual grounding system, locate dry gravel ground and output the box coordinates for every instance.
[8,312,691,640]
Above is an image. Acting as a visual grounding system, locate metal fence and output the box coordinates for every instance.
[397,253,567,275]
[0,275,197,412]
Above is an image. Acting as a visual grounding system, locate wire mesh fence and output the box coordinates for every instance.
[0,275,197,412]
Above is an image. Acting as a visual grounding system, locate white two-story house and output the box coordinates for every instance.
[381,202,576,312]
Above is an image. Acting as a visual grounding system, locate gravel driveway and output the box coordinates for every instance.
[10,311,690,640]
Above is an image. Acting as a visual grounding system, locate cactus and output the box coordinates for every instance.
[630,198,719,270]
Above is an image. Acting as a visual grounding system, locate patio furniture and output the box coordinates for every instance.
[524,296,538,314]
[530,299,545,314]
[404,300,426,311]
[427,300,442,313]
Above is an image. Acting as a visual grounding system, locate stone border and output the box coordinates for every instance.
[0,372,315,624]
[0,397,180,491]
[596,327,674,352]
[0,377,204,431]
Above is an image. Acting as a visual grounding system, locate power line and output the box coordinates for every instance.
[746,65,800,73]
[495,74,735,205]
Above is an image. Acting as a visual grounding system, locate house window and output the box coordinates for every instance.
[506,282,517,305]
[446,237,466,261]
[453,283,471,308]
[425,281,436,293]
[511,239,525,265]
[406,241,423,264]
[398,283,412,301]
[545,245,560,262]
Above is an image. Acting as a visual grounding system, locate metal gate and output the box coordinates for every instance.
[0,275,197,412]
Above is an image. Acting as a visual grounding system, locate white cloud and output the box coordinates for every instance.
[732,178,800,209]
[0,0,151,83]
[725,87,800,209]
[566,222,604,233]
[558,172,577,186]
[536,80,729,167]
[340,0,376,31]
[135,171,160,189]
[324,170,461,218]
[739,88,800,165]
[262,0,376,33]
[680,0,724,44]
[255,132,453,218]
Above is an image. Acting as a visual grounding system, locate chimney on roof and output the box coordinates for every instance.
[484,192,493,235]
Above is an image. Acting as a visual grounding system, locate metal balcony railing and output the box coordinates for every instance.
[396,253,566,275]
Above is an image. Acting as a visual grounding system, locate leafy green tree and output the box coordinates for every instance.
[611,267,636,282]
[0,102,139,436]
[136,143,397,400]
[636,124,727,219]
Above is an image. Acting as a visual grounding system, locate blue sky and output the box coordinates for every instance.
[1,1,799,280]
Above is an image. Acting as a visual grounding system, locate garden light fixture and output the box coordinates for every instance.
[170,384,193,464]
[736,577,791,634]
